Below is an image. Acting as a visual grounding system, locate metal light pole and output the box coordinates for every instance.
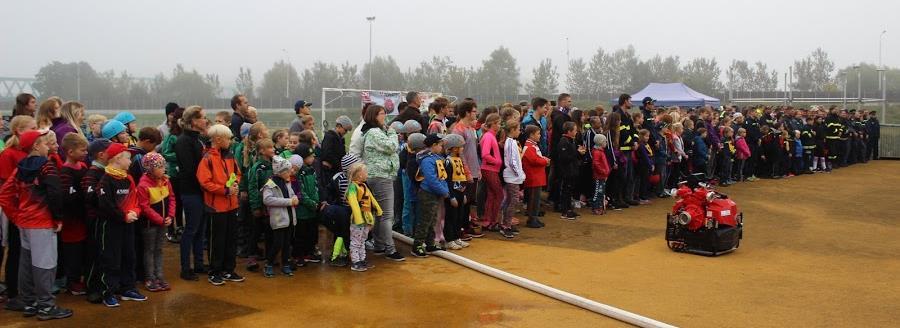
[282,49,290,100]
[366,16,376,90]
[856,65,862,110]
[879,30,886,90]
[76,62,81,101]
[842,72,848,108]
[879,30,887,121]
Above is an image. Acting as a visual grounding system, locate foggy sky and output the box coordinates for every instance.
[2,0,897,91]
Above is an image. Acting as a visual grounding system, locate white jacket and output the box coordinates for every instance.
[502,137,526,185]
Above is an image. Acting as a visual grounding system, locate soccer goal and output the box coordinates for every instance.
[319,88,452,130]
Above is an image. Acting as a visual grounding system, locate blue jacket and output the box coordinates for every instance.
[417,151,449,197]
[693,135,708,166]
[521,112,548,154]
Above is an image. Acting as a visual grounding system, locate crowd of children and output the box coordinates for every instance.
[0,91,882,320]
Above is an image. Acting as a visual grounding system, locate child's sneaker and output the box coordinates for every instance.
[350,261,367,272]
[303,254,323,263]
[509,226,520,235]
[223,272,245,282]
[121,289,147,301]
[281,265,294,276]
[208,274,226,286]
[363,261,375,269]
[157,279,171,291]
[425,244,444,254]
[36,305,73,321]
[68,282,87,296]
[384,251,406,262]
[329,256,349,267]
[23,303,38,317]
[446,240,463,250]
[246,258,260,272]
[500,228,516,239]
[456,239,470,248]
[263,265,275,278]
[411,244,428,258]
[144,280,162,292]
[103,295,120,308]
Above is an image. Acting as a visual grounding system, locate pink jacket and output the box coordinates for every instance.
[480,130,502,172]
[136,174,177,226]
[735,137,751,160]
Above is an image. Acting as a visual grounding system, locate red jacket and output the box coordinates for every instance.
[0,156,63,229]
[137,175,176,226]
[735,137,751,160]
[0,147,27,182]
[591,148,610,180]
[522,140,549,188]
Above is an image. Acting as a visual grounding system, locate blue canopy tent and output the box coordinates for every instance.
[612,82,720,107]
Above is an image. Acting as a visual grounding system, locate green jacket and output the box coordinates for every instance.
[248,157,273,212]
[160,134,179,178]
[296,164,319,220]
[231,141,246,190]
[362,127,400,179]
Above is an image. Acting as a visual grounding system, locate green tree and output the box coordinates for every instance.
[526,58,559,97]
[259,60,302,101]
[406,56,452,92]
[338,61,361,89]
[361,55,405,91]
[566,58,591,96]
[300,61,341,100]
[474,46,520,100]
[33,61,113,101]
[647,55,682,83]
[682,57,722,95]
[235,67,255,99]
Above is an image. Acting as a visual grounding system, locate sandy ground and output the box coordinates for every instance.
[1,161,898,327]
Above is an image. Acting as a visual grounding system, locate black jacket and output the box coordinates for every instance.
[614,105,638,151]
[391,106,428,131]
[319,130,346,173]
[556,136,580,179]
[549,108,572,160]
[174,129,206,195]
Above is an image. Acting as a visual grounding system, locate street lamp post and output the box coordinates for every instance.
[855,65,862,110]
[366,16,376,90]
[842,73,847,108]
[879,30,887,120]
[282,49,290,100]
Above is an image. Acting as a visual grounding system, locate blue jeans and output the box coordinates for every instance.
[180,194,207,273]
[401,171,418,236]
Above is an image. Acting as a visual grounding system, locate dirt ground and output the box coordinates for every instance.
[1,161,898,327]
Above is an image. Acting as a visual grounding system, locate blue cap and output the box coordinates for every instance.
[294,100,312,114]
[102,120,127,139]
[113,111,137,124]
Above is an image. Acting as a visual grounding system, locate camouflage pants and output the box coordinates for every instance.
[414,191,440,246]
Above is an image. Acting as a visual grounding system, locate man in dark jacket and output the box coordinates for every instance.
[548,94,573,209]
[614,94,640,206]
[320,115,352,182]
[865,111,880,160]
[229,95,252,140]
[391,91,429,129]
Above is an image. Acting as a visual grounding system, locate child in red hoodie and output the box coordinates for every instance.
[0,130,73,320]
[590,134,611,215]
[136,152,175,292]
[58,133,90,296]
[521,125,549,228]
[96,143,144,307]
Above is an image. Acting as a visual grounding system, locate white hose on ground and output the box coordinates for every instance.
[392,231,677,328]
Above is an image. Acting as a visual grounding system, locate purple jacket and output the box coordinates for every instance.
[704,120,721,148]
[51,117,79,161]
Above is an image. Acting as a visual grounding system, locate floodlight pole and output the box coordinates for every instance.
[282,49,290,100]
[367,16,376,90]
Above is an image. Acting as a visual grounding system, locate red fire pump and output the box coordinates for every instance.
[666,174,743,256]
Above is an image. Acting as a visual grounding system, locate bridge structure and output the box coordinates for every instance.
[0,77,39,100]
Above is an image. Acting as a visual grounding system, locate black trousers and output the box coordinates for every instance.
[320,205,350,252]
[444,191,467,241]
[868,137,879,160]
[99,218,135,297]
[558,177,576,213]
[293,218,319,258]
[266,226,292,266]
[208,210,238,275]
[84,217,102,296]
[2,223,21,298]
[61,241,86,285]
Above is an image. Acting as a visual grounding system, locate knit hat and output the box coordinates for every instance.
[442,134,464,148]
[295,144,314,159]
[407,133,426,151]
[19,130,49,153]
[335,115,353,130]
[424,133,442,147]
[141,152,166,172]
[272,156,292,175]
[593,133,608,147]
[106,143,128,159]
[240,122,252,138]
[102,120,127,140]
[340,153,361,173]
[403,120,422,133]
[88,139,112,156]
[289,154,304,168]
[732,112,743,119]
[389,121,405,133]
[113,111,137,125]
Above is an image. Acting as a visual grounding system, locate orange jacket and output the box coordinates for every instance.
[196,147,241,213]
